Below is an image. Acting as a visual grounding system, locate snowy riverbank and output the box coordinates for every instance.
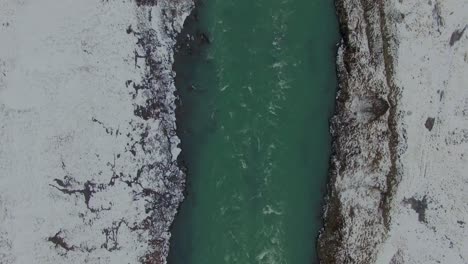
[0,0,192,263]
[319,0,468,263]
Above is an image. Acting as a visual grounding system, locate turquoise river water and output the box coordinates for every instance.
[169,0,340,263]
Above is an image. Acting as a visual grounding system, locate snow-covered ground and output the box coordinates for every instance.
[376,0,468,263]
[319,0,467,263]
[0,0,192,263]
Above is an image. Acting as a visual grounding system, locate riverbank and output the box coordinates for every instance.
[0,1,192,263]
[319,0,468,263]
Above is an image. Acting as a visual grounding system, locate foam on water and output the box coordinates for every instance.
[169,0,340,263]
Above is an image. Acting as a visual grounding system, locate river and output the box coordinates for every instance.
[169,0,339,263]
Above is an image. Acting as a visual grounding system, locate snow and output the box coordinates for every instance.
[320,0,467,263]
[0,0,192,263]
[318,0,395,262]
[375,0,468,263]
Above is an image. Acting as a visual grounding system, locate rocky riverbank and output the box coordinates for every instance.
[319,0,468,263]
[0,0,192,263]
[318,0,399,262]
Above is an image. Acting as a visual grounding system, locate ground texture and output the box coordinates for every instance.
[0,0,192,263]
[319,0,468,263]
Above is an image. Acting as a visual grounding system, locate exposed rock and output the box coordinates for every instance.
[449,26,466,46]
[318,0,398,262]
[403,196,428,223]
[425,117,435,131]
